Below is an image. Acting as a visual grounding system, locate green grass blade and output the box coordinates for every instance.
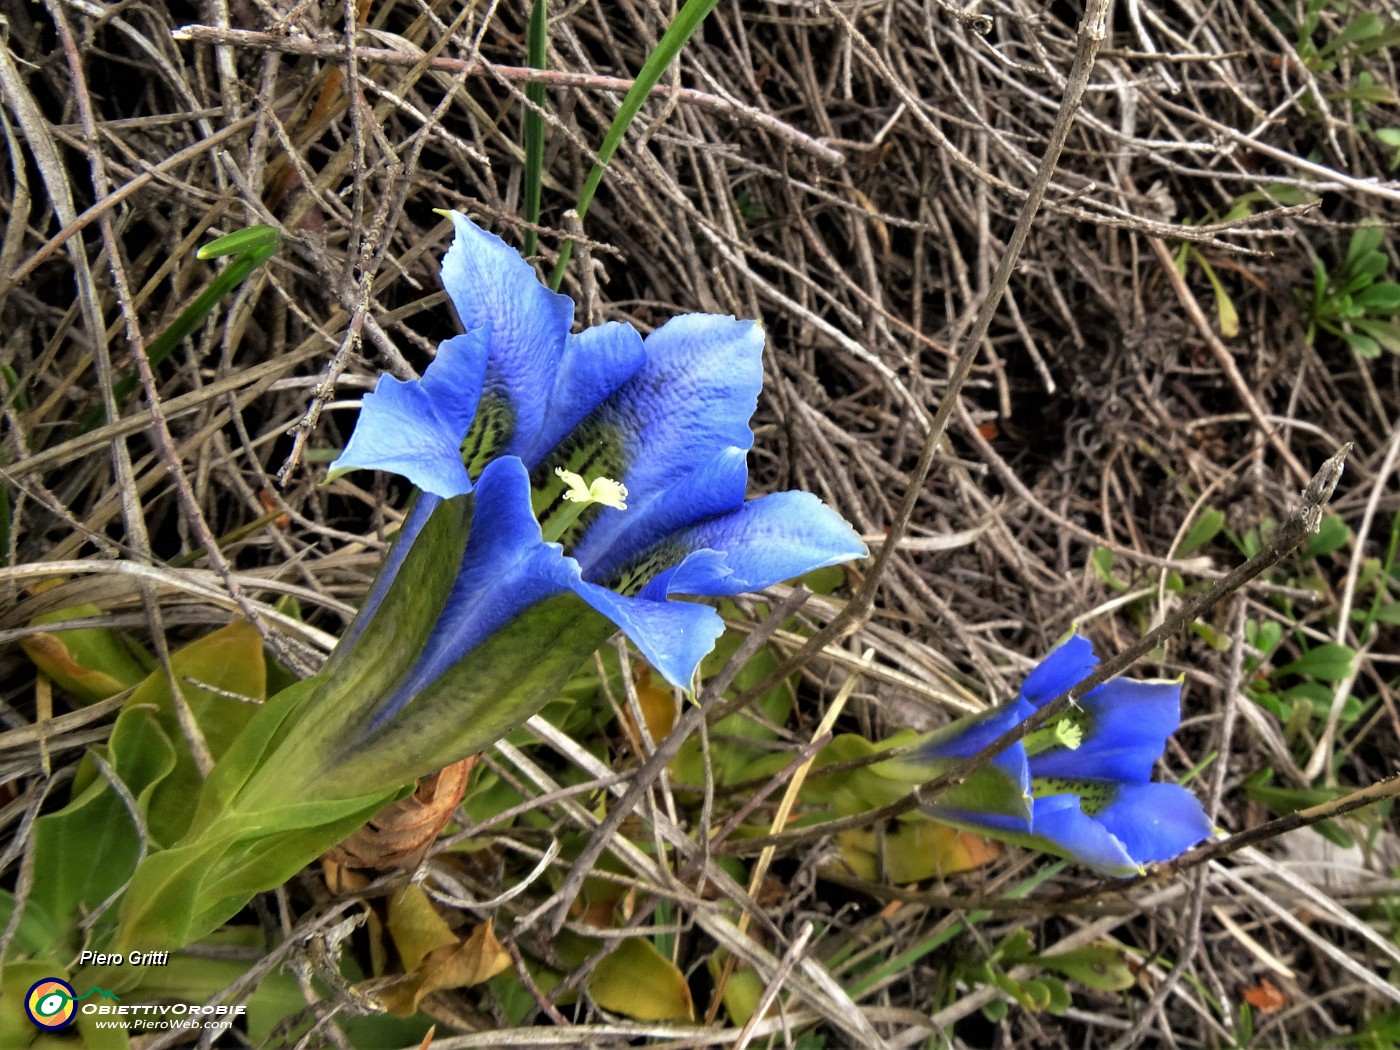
[78,225,281,434]
[522,0,549,257]
[548,0,720,290]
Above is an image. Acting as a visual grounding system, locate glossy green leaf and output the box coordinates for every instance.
[195,223,280,261]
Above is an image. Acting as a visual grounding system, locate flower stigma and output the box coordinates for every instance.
[1023,718,1084,756]
[543,467,628,542]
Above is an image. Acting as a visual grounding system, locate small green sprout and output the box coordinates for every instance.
[1299,223,1400,358]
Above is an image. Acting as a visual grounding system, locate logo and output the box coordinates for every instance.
[25,978,77,1030]
[24,979,121,1031]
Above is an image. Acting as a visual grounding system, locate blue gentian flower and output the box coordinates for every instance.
[115,214,868,951]
[331,213,867,696]
[921,634,1213,875]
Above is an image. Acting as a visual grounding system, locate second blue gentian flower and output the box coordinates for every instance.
[916,633,1215,875]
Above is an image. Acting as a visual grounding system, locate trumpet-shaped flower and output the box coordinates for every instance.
[115,214,866,950]
[330,213,867,702]
[919,634,1213,875]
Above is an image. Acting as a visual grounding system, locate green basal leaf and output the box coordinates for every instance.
[1354,281,1400,311]
[25,709,178,956]
[19,623,265,956]
[1275,642,1355,682]
[1175,507,1225,558]
[1351,317,1400,353]
[0,889,65,961]
[1346,222,1385,264]
[1302,513,1350,560]
[115,786,402,952]
[1089,546,1128,591]
[981,998,1009,1023]
[1195,254,1239,339]
[1028,944,1136,991]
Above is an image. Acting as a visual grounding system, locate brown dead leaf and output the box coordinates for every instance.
[325,756,476,873]
[1242,978,1289,1013]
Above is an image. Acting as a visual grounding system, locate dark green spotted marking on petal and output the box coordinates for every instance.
[530,414,628,550]
[1033,777,1116,816]
[460,394,514,478]
[609,538,687,596]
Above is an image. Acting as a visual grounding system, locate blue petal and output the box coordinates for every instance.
[519,321,647,466]
[578,448,750,585]
[1020,632,1098,707]
[567,583,725,691]
[569,316,763,569]
[636,490,867,600]
[1093,782,1213,865]
[365,458,563,730]
[1029,678,1182,783]
[1028,793,1139,874]
[440,214,574,459]
[329,329,489,498]
[370,457,729,718]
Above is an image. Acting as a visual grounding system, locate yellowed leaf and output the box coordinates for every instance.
[630,664,677,743]
[707,953,766,1026]
[377,920,512,1016]
[386,884,457,972]
[21,603,150,705]
[589,937,694,1022]
[833,820,1002,883]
